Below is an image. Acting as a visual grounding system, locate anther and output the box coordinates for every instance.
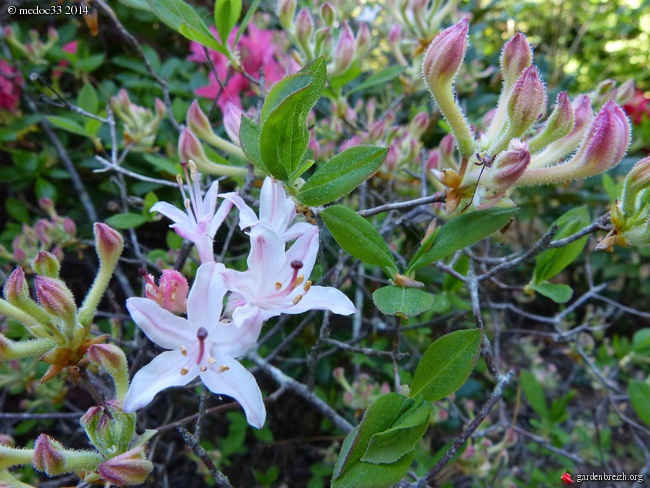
[200,366,207,372]
[219,365,230,372]
[180,367,189,376]
[208,357,216,364]
[303,281,312,292]
[180,346,187,356]
[296,274,304,285]
[293,294,303,304]
[275,282,282,290]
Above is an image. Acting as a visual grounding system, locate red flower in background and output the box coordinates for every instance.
[623,89,650,125]
[561,471,574,485]
[0,59,23,114]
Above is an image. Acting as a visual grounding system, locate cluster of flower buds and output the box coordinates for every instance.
[0,198,77,270]
[333,367,391,417]
[587,78,635,109]
[0,59,23,123]
[597,156,650,251]
[279,0,371,77]
[0,224,123,385]
[110,89,165,151]
[4,25,58,65]
[422,20,631,213]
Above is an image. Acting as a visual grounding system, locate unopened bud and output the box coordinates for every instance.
[621,156,650,217]
[332,22,356,75]
[409,112,430,139]
[0,434,14,447]
[186,100,214,141]
[32,251,61,278]
[388,24,401,45]
[295,8,314,49]
[356,23,371,57]
[504,66,546,139]
[425,150,440,171]
[529,91,574,153]
[500,33,533,91]
[88,344,130,401]
[94,223,124,268]
[223,102,243,147]
[33,434,66,475]
[157,269,189,314]
[492,140,530,189]
[154,98,166,120]
[97,447,154,486]
[179,128,212,172]
[615,79,635,106]
[277,0,296,30]
[35,276,77,326]
[314,26,333,56]
[320,3,336,26]
[38,197,55,215]
[3,267,30,303]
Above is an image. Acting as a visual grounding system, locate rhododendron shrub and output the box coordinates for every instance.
[1,1,649,487]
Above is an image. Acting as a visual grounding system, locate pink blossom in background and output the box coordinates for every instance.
[623,89,650,125]
[190,24,293,110]
[53,41,78,78]
[0,60,23,113]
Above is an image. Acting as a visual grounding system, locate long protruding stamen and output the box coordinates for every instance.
[188,160,204,221]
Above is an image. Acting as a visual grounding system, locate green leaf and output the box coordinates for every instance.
[117,0,152,10]
[372,286,434,318]
[77,83,99,115]
[298,146,388,206]
[332,393,419,488]
[105,213,149,229]
[533,206,590,284]
[362,400,432,464]
[348,66,406,95]
[632,328,650,356]
[143,191,159,217]
[407,207,518,274]
[521,370,548,419]
[147,0,228,55]
[5,197,30,223]
[531,282,573,304]
[410,329,481,402]
[259,58,326,181]
[239,116,266,173]
[35,178,57,202]
[78,54,106,72]
[143,154,179,175]
[233,0,261,47]
[321,205,398,278]
[46,116,91,138]
[330,64,362,90]
[629,380,650,427]
[214,0,242,44]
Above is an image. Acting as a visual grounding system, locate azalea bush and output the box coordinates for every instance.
[1,1,650,487]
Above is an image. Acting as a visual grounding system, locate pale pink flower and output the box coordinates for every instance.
[139,268,189,314]
[220,225,356,327]
[122,262,266,428]
[151,161,234,263]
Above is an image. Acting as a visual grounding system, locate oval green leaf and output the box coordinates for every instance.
[298,145,388,206]
[629,380,650,427]
[372,286,433,318]
[410,329,482,402]
[214,0,242,44]
[531,282,573,304]
[321,205,398,278]
[407,207,518,274]
[239,116,266,172]
[105,213,149,229]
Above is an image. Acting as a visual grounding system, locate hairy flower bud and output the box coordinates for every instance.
[518,101,630,186]
[615,79,635,106]
[179,128,214,173]
[33,434,66,475]
[94,223,124,268]
[409,112,430,139]
[332,22,356,75]
[186,100,214,141]
[295,8,314,49]
[500,33,533,91]
[426,150,440,171]
[32,251,61,278]
[356,23,371,57]
[504,66,546,138]
[223,102,243,147]
[98,447,154,486]
[35,276,77,327]
[492,140,530,188]
[3,267,30,304]
[528,91,575,153]
[88,344,130,401]
[621,156,650,218]
[388,24,401,45]
[422,19,474,160]
[439,134,456,168]
[277,0,296,30]
[320,2,336,26]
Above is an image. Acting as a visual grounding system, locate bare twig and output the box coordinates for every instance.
[358,193,445,218]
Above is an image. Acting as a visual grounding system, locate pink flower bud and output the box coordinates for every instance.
[409,112,430,138]
[62,217,76,236]
[277,0,296,29]
[186,100,214,141]
[615,79,635,106]
[426,150,440,171]
[223,102,243,147]
[422,19,469,89]
[35,276,77,325]
[384,144,399,172]
[500,33,533,90]
[3,267,29,304]
[98,447,154,486]
[88,344,130,400]
[314,26,333,55]
[144,269,189,314]
[179,127,211,167]
[369,119,386,142]
[38,197,55,215]
[94,223,124,266]
[0,434,14,447]
[320,2,336,26]
[32,251,61,278]
[388,25,402,45]
[529,91,574,153]
[33,434,66,475]
[333,22,356,75]
[295,8,314,47]
[154,98,166,119]
[492,140,530,189]
[505,66,546,137]
[356,23,371,56]
[33,220,54,246]
[518,101,630,185]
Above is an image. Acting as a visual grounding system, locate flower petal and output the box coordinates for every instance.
[218,306,265,355]
[289,286,356,315]
[284,225,319,279]
[122,350,198,412]
[220,192,258,230]
[283,221,314,241]
[247,225,287,283]
[200,356,266,428]
[202,181,220,219]
[187,263,227,328]
[207,198,234,239]
[126,297,196,349]
[151,202,194,239]
[259,178,293,234]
